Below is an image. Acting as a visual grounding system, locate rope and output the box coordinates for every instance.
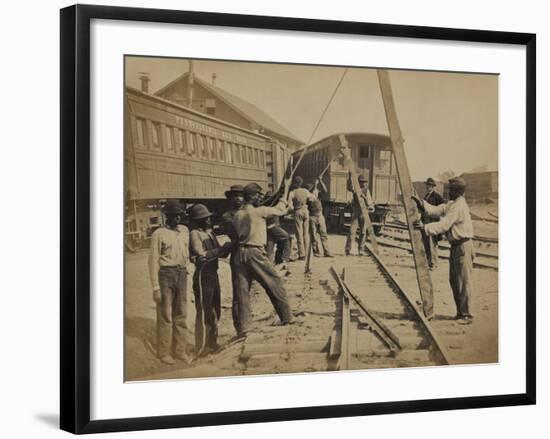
[291,68,349,176]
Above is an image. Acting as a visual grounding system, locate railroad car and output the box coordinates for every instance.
[292,132,400,234]
[125,87,291,249]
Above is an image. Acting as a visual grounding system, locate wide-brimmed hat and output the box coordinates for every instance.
[224,184,244,198]
[243,182,264,197]
[425,177,437,186]
[188,204,213,220]
[448,177,466,188]
[162,200,185,215]
[358,175,368,183]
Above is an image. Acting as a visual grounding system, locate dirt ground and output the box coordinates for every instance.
[124,219,498,381]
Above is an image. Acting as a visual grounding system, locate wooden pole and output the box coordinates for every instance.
[376,69,434,318]
[338,134,380,254]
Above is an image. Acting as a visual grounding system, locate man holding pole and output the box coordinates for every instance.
[345,173,375,256]
[412,177,475,324]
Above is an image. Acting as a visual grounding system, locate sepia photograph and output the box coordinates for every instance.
[123,56,499,382]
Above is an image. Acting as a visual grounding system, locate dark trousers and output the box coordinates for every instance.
[192,268,221,354]
[233,246,292,336]
[266,226,291,264]
[309,215,331,256]
[157,267,188,358]
[449,240,475,317]
[345,207,367,254]
[423,233,440,268]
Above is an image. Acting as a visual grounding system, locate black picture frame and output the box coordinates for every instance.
[60,4,536,434]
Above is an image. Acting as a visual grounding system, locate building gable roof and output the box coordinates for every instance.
[155,72,304,145]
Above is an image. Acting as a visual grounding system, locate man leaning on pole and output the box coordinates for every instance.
[412,177,475,324]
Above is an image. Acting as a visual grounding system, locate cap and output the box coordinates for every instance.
[425,177,437,186]
[162,200,185,215]
[448,177,466,188]
[188,204,213,220]
[293,176,303,187]
[358,175,368,183]
[243,182,264,197]
[224,184,244,198]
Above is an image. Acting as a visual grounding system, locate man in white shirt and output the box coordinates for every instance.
[148,200,190,364]
[413,177,475,323]
[232,183,292,336]
[288,176,315,260]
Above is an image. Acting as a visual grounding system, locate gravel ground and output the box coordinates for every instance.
[125,223,498,381]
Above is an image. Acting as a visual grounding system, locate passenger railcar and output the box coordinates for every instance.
[292,132,400,234]
[125,87,290,248]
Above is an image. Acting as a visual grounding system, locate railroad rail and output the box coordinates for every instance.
[327,246,451,370]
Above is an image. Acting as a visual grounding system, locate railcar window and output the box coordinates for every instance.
[248,147,253,166]
[151,122,161,151]
[218,139,226,162]
[241,145,247,164]
[135,118,146,148]
[232,143,240,164]
[200,135,209,159]
[209,137,217,160]
[190,133,198,156]
[165,126,175,153]
[359,145,369,158]
[222,141,230,163]
[178,130,187,154]
[259,150,265,168]
[253,149,258,167]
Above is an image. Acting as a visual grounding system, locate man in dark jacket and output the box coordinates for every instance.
[422,177,445,269]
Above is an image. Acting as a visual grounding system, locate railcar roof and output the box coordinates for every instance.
[154,72,304,145]
[126,86,272,141]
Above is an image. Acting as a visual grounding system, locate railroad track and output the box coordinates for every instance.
[327,245,451,371]
[378,228,498,271]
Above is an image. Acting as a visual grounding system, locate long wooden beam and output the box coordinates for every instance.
[338,134,379,254]
[376,70,434,318]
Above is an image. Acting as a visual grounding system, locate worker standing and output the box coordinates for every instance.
[345,173,375,256]
[307,180,333,257]
[232,183,293,336]
[289,176,314,260]
[264,191,291,272]
[189,204,232,356]
[412,177,475,324]
[422,177,445,269]
[221,185,245,336]
[148,200,190,365]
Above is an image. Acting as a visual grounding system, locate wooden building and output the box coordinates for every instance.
[458,170,498,202]
[154,72,304,152]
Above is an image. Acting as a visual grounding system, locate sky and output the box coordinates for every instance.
[126,57,498,181]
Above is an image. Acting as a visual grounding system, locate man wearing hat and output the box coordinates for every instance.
[232,182,293,336]
[148,200,190,365]
[412,177,475,323]
[263,191,291,270]
[288,176,315,260]
[422,177,445,269]
[307,180,333,257]
[189,204,232,356]
[345,172,375,256]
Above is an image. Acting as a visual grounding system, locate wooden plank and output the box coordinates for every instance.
[376,70,434,318]
[328,267,401,352]
[337,134,379,254]
[364,243,451,365]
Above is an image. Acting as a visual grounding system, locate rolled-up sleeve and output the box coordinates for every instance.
[259,201,287,218]
[148,231,161,290]
[424,203,459,236]
[422,200,446,219]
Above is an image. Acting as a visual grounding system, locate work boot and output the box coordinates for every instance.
[324,252,334,258]
[174,352,192,365]
[159,355,176,365]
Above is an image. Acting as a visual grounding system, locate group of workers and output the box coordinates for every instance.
[147,172,475,365]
